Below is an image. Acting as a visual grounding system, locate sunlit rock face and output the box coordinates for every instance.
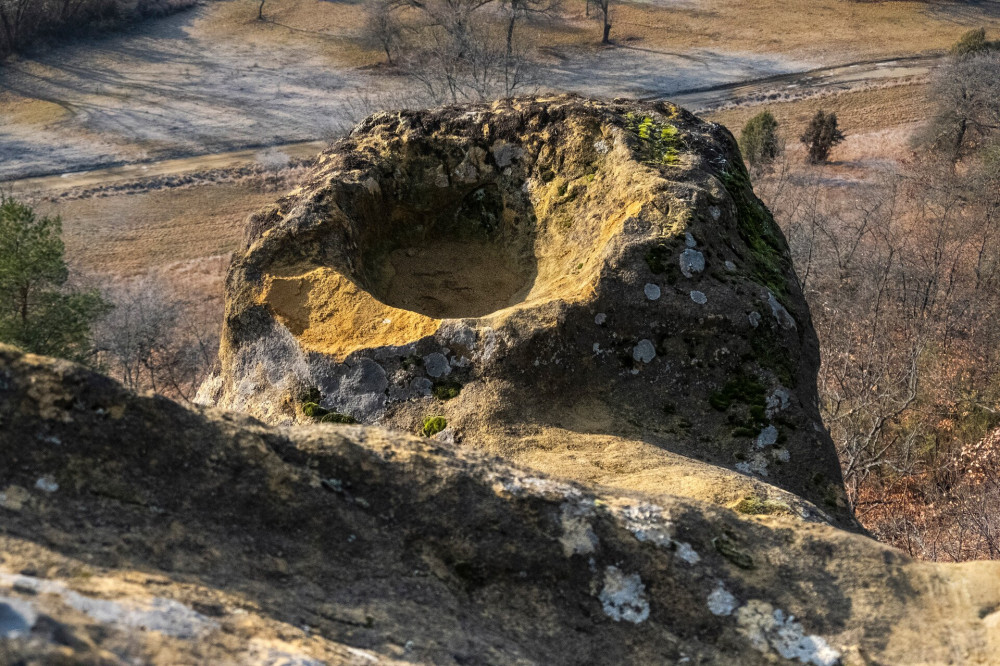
[200,94,848,523]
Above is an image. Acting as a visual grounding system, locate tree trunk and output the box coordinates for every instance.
[258,0,266,20]
[18,285,28,325]
[602,20,611,44]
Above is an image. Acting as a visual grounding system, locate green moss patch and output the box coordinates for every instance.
[626,113,684,165]
[719,164,792,304]
[302,402,356,424]
[710,375,767,412]
[432,380,462,400]
[734,495,790,516]
[422,416,448,437]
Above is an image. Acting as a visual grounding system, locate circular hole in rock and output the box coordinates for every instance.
[354,177,538,319]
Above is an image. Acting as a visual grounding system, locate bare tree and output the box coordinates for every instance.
[403,18,533,102]
[0,0,34,53]
[500,0,558,90]
[923,51,1000,162]
[96,278,216,402]
[592,0,611,44]
[362,0,403,65]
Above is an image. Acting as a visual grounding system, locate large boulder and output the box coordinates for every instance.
[199,95,849,523]
[3,345,1000,664]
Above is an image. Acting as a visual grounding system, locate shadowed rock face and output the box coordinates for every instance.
[199,95,849,524]
[3,346,1000,665]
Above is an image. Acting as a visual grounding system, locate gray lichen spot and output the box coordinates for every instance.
[453,155,479,183]
[709,205,722,221]
[593,139,610,154]
[438,320,476,350]
[0,573,217,640]
[679,249,705,278]
[633,339,656,364]
[423,353,452,378]
[599,566,650,623]
[594,312,607,326]
[0,598,35,638]
[756,425,778,449]
[34,477,58,493]
[644,283,661,300]
[314,357,389,422]
[433,165,449,188]
[685,232,697,248]
[492,141,523,168]
[559,502,599,557]
[767,291,796,330]
[735,600,841,666]
[707,582,738,617]
[676,542,701,564]
[411,377,433,397]
[690,291,708,305]
[725,260,737,272]
[748,311,761,328]
[621,503,673,547]
[766,388,791,417]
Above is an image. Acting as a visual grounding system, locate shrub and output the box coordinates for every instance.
[739,110,782,173]
[952,27,991,57]
[800,110,845,164]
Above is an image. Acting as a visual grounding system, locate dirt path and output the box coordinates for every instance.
[665,54,941,112]
[0,0,948,190]
[3,51,942,196]
[4,140,324,196]
[0,4,396,181]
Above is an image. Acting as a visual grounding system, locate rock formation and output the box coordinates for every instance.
[199,95,850,524]
[4,96,998,665]
[3,345,1000,664]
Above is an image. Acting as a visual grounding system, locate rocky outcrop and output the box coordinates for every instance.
[199,95,850,524]
[3,345,1000,664]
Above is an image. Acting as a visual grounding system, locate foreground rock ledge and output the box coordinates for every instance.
[199,95,849,522]
[2,346,1000,664]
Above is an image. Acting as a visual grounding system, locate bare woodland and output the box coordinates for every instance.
[0,0,197,57]
[758,49,1000,560]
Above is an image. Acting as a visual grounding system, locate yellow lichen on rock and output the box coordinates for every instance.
[259,266,440,360]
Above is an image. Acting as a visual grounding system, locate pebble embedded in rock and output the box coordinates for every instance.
[644,283,661,300]
[690,291,707,305]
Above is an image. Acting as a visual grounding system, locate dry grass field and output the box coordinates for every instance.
[4,0,996,179]
[36,182,272,275]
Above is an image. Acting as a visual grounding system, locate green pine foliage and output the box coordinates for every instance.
[0,197,108,362]
[800,110,845,164]
[739,110,782,172]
